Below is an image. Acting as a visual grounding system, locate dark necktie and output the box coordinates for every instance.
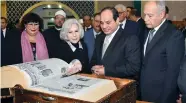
[120,24,123,29]
[95,34,99,39]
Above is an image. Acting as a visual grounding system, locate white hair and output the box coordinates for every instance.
[155,1,166,14]
[115,4,127,11]
[60,19,84,41]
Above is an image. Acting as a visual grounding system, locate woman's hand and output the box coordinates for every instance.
[177,94,182,103]
[67,59,82,75]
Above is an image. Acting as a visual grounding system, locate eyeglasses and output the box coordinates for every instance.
[118,11,125,15]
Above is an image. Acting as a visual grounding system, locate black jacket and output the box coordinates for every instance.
[48,40,90,74]
[178,55,186,103]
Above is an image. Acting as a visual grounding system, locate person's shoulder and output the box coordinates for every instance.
[84,28,93,35]
[43,27,55,33]
[127,20,138,25]
[80,40,87,47]
[121,28,138,39]
[96,32,105,39]
[126,20,139,30]
[164,21,184,40]
[9,28,21,33]
[166,21,181,33]
[8,28,21,38]
[60,40,69,46]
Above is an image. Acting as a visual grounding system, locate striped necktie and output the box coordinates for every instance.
[148,29,155,43]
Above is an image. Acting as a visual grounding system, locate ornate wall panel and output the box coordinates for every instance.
[6,1,94,23]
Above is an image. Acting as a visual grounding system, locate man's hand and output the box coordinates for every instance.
[91,65,105,75]
[176,94,182,103]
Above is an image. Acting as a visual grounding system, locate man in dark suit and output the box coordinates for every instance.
[1,17,11,66]
[182,18,186,38]
[140,1,185,103]
[114,4,140,37]
[128,8,146,49]
[177,55,186,103]
[90,7,141,79]
[84,13,101,61]
[43,10,66,58]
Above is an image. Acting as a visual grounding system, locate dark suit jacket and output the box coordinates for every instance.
[178,55,186,103]
[124,20,140,37]
[43,27,62,57]
[182,28,186,38]
[83,28,96,61]
[48,40,90,74]
[137,18,146,47]
[90,28,141,78]
[140,20,185,103]
[1,30,6,66]
[1,28,21,66]
[3,29,23,65]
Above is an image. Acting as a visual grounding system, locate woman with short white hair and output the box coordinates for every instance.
[48,19,90,74]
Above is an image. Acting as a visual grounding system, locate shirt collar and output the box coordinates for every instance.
[85,25,92,29]
[93,29,101,37]
[55,27,61,31]
[119,19,126,29]
[67,41,83,52]
[154,19,166,32]
[2,28,6,31]
[105,26,120,43]
[148,19,166,38]
[136,17,141,22]
[2,28,6,37]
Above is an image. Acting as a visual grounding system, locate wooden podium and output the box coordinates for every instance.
[12,74,136,103]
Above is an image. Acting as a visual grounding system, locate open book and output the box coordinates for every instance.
[0,58,117,102]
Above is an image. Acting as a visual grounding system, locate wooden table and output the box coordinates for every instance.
[13,74,137,103]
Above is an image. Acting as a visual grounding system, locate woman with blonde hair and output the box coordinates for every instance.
[48,19,90,74]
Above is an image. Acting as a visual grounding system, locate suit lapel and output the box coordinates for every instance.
[145,21,168,54]
[97,34,105,62]
[90,29,95,46]
[102,28,123,60]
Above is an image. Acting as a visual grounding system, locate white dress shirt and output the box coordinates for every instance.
[102,26,120,58]
[119,19,127,29]
[2,28,6,38]
[67,41,83,52]
[85,25,92,31]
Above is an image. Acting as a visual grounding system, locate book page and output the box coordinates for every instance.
[30,75,103,95]
[29,75,117,102]
[10,58,69,86]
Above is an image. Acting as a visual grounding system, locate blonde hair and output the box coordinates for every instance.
[60,19,84,41]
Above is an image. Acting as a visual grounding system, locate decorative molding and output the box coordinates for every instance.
[6,1,94,23]
[20,1,80,22]
[94,0,98,14]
